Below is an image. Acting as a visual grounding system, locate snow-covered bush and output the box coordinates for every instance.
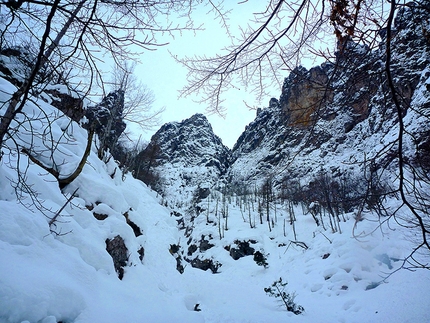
[253,251,269,268]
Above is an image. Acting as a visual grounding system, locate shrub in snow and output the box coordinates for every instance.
[264,277,304,315]
[253,251,269,268]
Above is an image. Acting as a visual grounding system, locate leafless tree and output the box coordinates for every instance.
[177,0,393,114]
[110,61,164,132]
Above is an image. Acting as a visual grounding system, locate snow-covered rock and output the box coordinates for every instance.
[137,113,231,203]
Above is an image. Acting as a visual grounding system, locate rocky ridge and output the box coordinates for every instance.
[145,2,430,201]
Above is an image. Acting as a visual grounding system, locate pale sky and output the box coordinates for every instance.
[132,1,281,149]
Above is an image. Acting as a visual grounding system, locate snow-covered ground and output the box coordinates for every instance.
[1,74,430,323]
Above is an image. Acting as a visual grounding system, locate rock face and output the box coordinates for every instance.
[0,47,35,87]
[280,64,333,128]
[86,90,126,156]
[0,47,85,122]
[46,88,85,122]
[138,113,231,202]
[148,113,230,171]
[227,2,430,188]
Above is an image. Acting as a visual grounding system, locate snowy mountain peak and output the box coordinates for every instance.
[137,113,231,202]
[148,113,230,167]
[181,112,212,127]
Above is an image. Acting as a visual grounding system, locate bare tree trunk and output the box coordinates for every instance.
[44,1,87,63]
[59,128,94,188]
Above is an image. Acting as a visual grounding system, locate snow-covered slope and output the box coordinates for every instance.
[0,75,189,322]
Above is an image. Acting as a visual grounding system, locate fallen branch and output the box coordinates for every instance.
[49,188,79,227]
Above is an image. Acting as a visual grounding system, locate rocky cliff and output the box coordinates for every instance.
[138,113,231,203]
[227,2,430,191]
